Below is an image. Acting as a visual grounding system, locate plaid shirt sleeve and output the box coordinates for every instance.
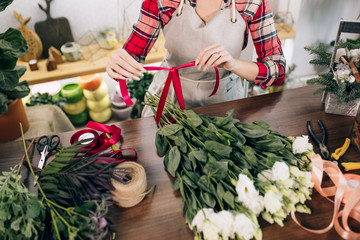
[243,0,286,89]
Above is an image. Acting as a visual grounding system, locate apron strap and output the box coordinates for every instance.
[231,0,237,23]
[177,0,186,16]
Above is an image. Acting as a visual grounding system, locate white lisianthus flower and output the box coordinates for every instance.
[233,214,257,240]
[264,186,283,214]
[257,169,273,183]
[271,162,290,181]
[202,220,220,240]
[208,211,234,240]
[292,135,313,154]
[277,178,295,189]
[191,208,214,232]
[236,174,264,215]
[289,166,302,177]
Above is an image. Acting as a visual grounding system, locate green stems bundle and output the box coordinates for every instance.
[145,93,314,240]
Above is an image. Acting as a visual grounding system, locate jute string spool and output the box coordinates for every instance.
[111,161,152,208]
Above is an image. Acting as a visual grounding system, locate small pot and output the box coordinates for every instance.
[0,99,29,141]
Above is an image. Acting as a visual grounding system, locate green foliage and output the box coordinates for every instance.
[127,72,154,118]
[26,92,66,107]
[0,27,30,115]
[304,42,332,66]
[0,165,45,239]
[39,143,121,207]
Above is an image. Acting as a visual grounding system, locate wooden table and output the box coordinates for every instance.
[0,85,358,239]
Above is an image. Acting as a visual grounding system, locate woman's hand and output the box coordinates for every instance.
[195,43,236,72]
[106,48,146,80]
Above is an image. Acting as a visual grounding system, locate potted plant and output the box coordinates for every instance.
[0,0,31,141]
[305,38,360,116]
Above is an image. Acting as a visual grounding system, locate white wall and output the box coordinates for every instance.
[0,0,145,42]
[291,0,360,78]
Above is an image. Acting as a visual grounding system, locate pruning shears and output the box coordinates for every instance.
[307,120,330,159]
[332,138,360,171]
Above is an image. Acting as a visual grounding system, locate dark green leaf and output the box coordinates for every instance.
[253,121,270,129]
[216,183,225,201]
[184,109,203,127]
[158,124,183,136]
[214,109,234,127]
[24,199,42,219]
[155,132,169,157]
[174,131,187,153]
[239,146,258,167]
[5,81,30,99]
[197,175,215,193]
[224,191,235,209]
[0,28,28,69]
[164,146,181,177]
[237,122,269,138]
[200,192,216,208]
[0,0,14,11]
[203,161,228,180]
[190,193,198,210]
[189,149,207,163]
[172,178,181,191]
[204,140,232,157]
[183,175,197,189]
[254,137,284,152]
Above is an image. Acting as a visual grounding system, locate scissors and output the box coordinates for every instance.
[307,120,330,160]
[34,135,60,186]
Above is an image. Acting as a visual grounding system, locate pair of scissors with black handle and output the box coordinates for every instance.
[34,135,60,186]
[307,120,330,160]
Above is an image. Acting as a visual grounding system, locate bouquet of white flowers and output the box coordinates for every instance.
[146,94,315,240]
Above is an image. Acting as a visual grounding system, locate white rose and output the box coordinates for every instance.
[264,187,283,214]
[208,211,234,239]
[203,220,220,240]
[292,135,313,154]
[191,208,214,232]
[271,162,290,181]
[233,214,257,240]
[257,169,273,183]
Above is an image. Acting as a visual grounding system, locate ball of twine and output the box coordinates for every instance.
[110,161,149,208]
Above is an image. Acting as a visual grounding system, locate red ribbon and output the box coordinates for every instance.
[292,154,360,239]
[115,61,219,123]
[70,121,137,163]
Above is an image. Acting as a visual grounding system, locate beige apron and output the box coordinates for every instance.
[142,0,246,117]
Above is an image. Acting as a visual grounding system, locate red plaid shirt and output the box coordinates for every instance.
[123,0,286,89]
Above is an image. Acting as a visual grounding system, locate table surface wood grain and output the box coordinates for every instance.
[0,85,358,240]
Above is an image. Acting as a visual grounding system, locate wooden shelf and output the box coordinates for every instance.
[276,22,296,40]
[18,34,167,85]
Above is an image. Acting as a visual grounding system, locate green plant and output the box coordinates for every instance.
[305,38,360,103]
[26,92,66,108]
[127,72,154,118]
[0,0,30,115]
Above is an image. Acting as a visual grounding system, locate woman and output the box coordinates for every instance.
[107,0,286,116]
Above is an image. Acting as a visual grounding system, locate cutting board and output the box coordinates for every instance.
[34,0,74,58]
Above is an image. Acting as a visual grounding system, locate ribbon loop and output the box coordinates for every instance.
[115,61,220,123]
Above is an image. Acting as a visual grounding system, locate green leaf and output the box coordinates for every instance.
[204,140,232,157]
[189,149,207,163]
[200,192,216,208]
[0,0,14,11]
[11,203,21,217]
[237,122,269,138]
[190,193,198,210]
[174,131,187,153]
[182,175,197,189]
[197,175,215,193]
[239,146,258,167]
[217,183,225,201]
[155,132,169,157]
[252,121,270,129]
[214,109,234,127]
[164,146,181,177]
[224,191,235,209]
[172,178,181,191]
[203,161,228,180]
[0,28,28,69]
[3,80,30,100]
[255,137,284,152]
[184,109,203,127]
[158,124,183,136]
[10,217,21,231]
